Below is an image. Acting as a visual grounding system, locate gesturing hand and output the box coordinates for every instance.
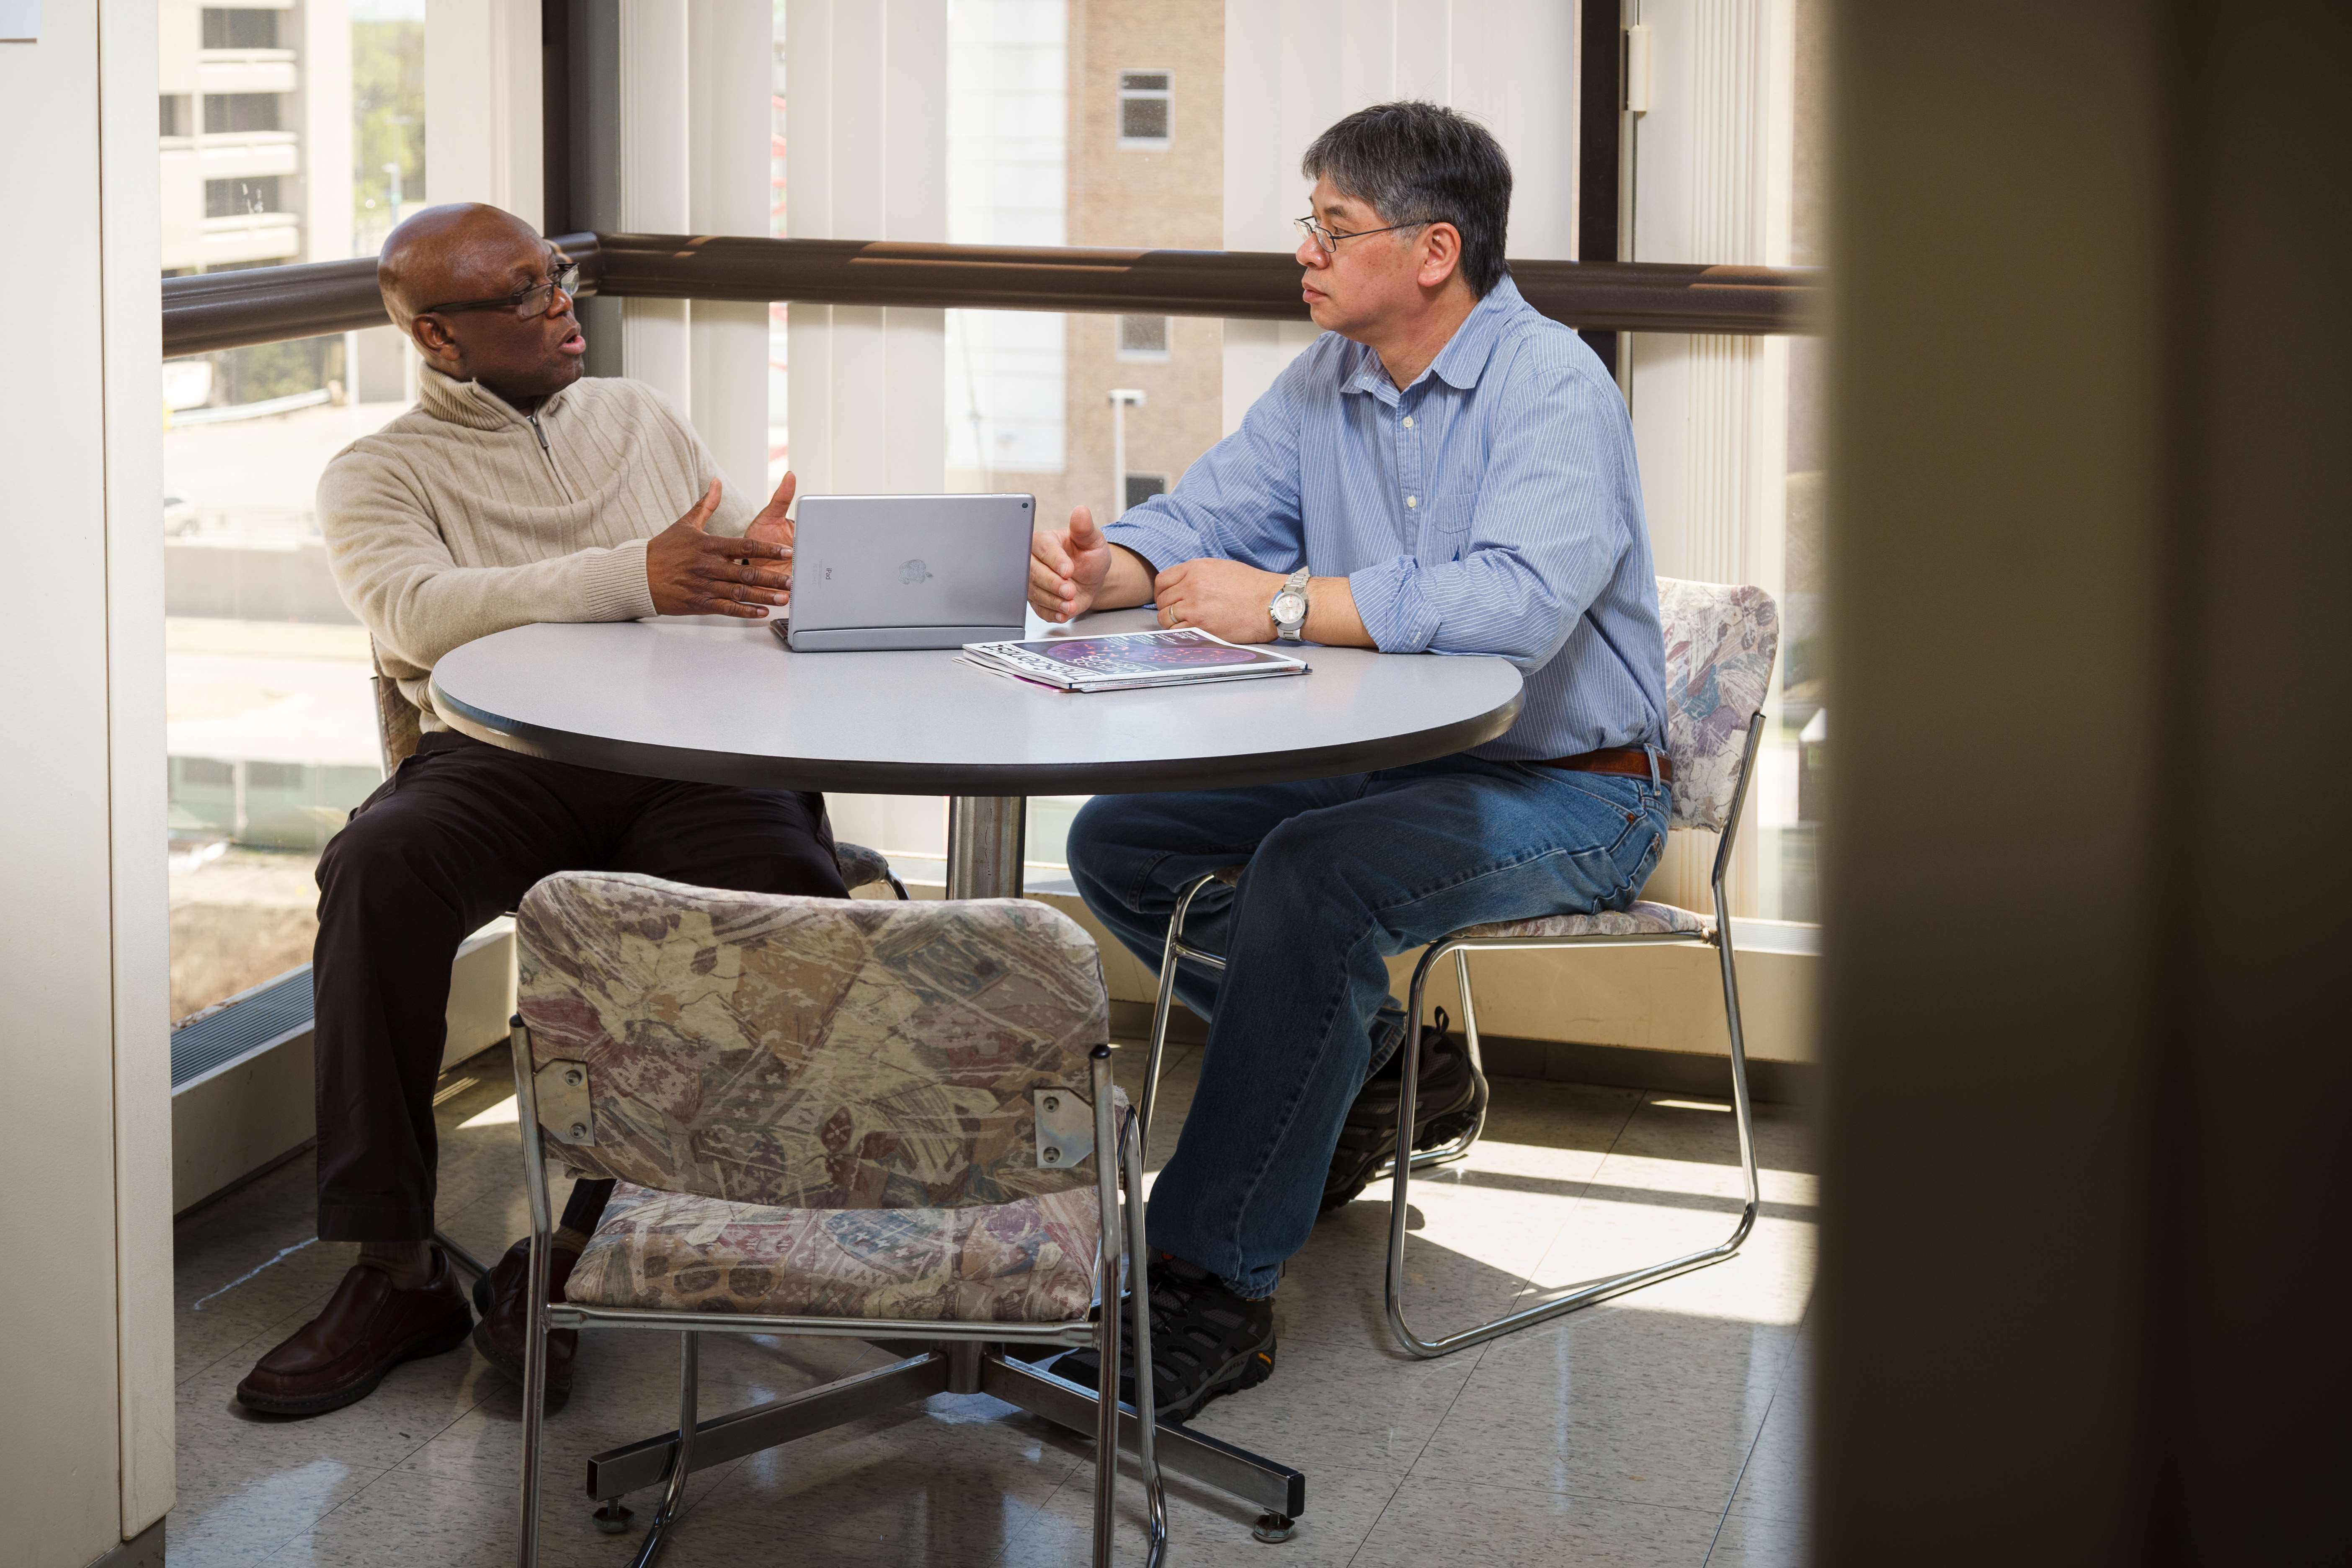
[1029,505,1115,622]
[745,469,797,555]
[645,480,793,618]
[1151,558,1287,644]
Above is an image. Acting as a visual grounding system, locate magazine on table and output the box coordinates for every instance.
[959,627,1311,693]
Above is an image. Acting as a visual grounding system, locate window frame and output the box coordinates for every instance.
[1115,313,1172,363]
[1115,68,1173,150]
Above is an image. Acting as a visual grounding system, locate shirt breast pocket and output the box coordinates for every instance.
[1416,492,1480,565]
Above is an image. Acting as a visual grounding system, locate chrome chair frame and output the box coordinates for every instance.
[506,1023,1165,1568]
[1134,716,1768,1362]
[1385,712,1767,1357]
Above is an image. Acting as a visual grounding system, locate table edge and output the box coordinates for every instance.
[430,670,1526,797]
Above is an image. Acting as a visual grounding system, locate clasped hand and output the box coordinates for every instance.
[645,472,799,618]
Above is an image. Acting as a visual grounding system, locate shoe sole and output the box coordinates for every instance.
[234,1305,474,1418]
[1056,1338,1277,1426]
[1157,1338,1277,1424]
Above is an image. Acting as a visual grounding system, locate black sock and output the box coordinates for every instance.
[558,1177,615,1237]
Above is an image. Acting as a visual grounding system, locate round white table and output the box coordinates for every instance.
[431,607,1524,898]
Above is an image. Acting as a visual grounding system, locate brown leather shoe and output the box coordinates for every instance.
[236,1249,472,1416]
[471,1237,581,1406]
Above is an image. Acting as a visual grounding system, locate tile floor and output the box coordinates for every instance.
[170,1039,1813,1567]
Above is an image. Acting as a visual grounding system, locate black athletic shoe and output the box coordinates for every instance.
[1321,1008,1488,1212]
[1056,1254,1276,1424]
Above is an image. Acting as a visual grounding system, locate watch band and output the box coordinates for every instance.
[1273,567,1311,642]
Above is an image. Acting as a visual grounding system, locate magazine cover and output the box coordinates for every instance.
[962,628,1310,691]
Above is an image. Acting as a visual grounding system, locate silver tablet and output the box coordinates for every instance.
[783,493,1035,652]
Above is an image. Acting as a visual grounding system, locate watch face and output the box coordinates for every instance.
[1274,591,1307,623]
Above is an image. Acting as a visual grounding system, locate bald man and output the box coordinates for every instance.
[235,204,848,1416]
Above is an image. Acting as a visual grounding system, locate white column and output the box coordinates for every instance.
[101,1,175,1536]
[421,0,544,229]
[1623,0,1796,918]
[620,0,693,407]
[787,0,947,496]
[2,1,173,1558]
[298,0,353,260]
[689,0,776,500]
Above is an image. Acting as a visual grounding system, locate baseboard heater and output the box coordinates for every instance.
[169,923,517,1215]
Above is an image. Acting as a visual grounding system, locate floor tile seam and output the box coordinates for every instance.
[1385,1318,1499,1494]
[250,1456,418,1563]
[1702,1368,1795,1565]
[175,1460,400,1568]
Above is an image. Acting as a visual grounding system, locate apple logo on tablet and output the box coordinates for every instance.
[900,559,933,585]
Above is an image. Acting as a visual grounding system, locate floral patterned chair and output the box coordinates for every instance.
[1136,577,1781,1360]
[504,872,1163,1568]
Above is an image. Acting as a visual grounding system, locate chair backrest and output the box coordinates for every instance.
[369,640,422,774]
[514,870,1110,1211]
[1656,577,1780,832]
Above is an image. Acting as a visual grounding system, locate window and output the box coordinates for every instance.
[1116,314,1171,362]
[203,92,282,134]
[1117,70,1171,147]
[163,0,428,1024]
[202,7,279,51]
[1123,473,1167,511]
[205,175,284,219]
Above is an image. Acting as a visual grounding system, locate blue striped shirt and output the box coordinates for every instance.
[1104,275,1667,761]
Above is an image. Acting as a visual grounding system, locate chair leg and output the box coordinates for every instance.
[1139,872,1222,1151]
[627,1333,699,1568]
[1090,1050,1122,1568]
[1121,1113,1168,1566]
[516,1232,552,1568]
[1382,934,1761,1359]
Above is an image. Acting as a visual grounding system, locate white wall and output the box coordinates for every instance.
[1220,0,1581,430]
[0,3,176,1562]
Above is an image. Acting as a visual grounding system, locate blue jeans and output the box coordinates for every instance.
[1068,753,1670,1298]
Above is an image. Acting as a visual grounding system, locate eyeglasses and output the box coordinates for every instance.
[1294,214,1439,256]
[420,260,581,320]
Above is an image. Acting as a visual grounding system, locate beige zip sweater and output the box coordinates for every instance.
[317,365,756,727]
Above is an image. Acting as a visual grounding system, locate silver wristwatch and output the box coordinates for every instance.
[1271,567,1311,642]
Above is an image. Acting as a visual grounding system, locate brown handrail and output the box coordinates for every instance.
[161,231,1818,357]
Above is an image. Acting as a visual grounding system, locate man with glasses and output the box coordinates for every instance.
[235,203,848,1416]
[1032,102,1670,1419]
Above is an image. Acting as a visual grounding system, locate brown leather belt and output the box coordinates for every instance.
[1529,745,1672,782]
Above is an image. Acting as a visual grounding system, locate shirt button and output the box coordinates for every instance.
[1406,495,1419,508]
[1402,415,1415,428]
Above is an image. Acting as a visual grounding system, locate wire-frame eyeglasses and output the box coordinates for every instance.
[421,260,582,320]
[1293,214,1440,256]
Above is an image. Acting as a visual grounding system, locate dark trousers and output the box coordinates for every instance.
[311,730,847,1241]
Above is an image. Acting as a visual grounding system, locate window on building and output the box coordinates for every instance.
[1116,314,1171,362]
[1117,70,1171,147]
[202,7,280,51]
[160,95,190,139]
[1124,472,1167,512]
[205,175,284,219]
[203,92,282,134]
